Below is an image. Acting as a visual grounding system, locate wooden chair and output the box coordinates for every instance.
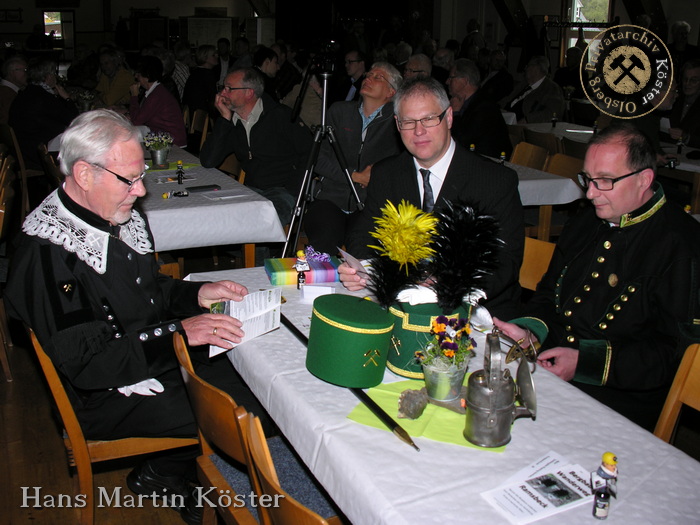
[519,237,556,291]
[218,153,241,177]
[0,169,15,381]
[173,332,258,525]
[189,109,211,153]
[543,153,584,183]
[524,128,563,156]
[182,105,191,129]
[27,329,199,525]
[37,143,63,188]
[245,411,343,525]
[510,142,548,170]
[654,344,700,443]
[561,136,589,160]
[0,123,45,222]
[155,252,181,279]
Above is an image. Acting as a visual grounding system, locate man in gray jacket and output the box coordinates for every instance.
[305,62,404,255]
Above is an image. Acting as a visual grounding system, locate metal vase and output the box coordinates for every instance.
[422,361,468,401]
[150,148,169,166]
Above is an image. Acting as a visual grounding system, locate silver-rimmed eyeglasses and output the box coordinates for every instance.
[577,167,649,191]
[92,163,148,190]
[397,109,448,130]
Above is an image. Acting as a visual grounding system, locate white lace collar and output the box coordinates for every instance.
[23,190,153,274]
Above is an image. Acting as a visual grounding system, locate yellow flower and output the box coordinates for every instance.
[368,200,437,271]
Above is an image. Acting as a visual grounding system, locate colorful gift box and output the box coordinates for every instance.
[388,302,472,379]
[264,257,341,286]
[306,295,393,388]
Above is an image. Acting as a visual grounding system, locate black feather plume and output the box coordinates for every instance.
[428,201,503,314]
[367,255,426,309]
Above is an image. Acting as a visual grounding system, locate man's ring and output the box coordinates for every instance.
[213,327,218,336]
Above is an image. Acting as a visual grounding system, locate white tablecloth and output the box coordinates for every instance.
[511,162,585,206]
[187,267,700,525]
[524,122,594,143]
[139,147,285,251]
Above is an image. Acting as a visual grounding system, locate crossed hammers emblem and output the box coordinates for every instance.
[610,53,645,86]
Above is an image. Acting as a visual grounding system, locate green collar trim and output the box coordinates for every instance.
[619,184,665,228]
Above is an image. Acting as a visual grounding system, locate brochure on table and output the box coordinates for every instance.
[481,451,594,525]
[209,288,282,357]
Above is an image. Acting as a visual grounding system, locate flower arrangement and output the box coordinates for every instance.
[144,131,173,151]
[367,199,502,313]
[416,316,476,370]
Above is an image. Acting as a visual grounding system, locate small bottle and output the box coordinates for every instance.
[677,137,684,156]
[592,486,610,519]
[469,144,476,153]
[593,120,598,135]
[499,151,506,164]
[176,160,184,184]
[551,112,558,128]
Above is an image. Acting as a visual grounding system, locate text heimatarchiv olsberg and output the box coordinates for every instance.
[20,486,284,509]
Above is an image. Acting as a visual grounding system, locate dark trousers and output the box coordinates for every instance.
[76,351,276,479]
[304,199,358,256]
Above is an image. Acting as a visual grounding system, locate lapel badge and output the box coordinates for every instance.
[59,280,76,299]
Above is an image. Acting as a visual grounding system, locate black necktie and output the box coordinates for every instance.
[420,168,434,212]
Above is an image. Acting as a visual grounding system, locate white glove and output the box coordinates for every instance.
[117,378,165,397]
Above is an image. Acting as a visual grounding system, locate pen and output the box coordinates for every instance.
[281,313,419,451]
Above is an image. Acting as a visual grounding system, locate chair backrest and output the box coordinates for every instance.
[519,237,556,291]
[543,153,584,183]
[0,172,15,240]
[561,136,589,160]
[189,109,211,152]
[218,153,241,177]
[244,412,333,525]
[37,143,63,188]
[173,332,248,464]
[657,166,700,214]
[523,129,563,156]
[654,343,700,442]
[510,141,549,170]
[28,328,91,457]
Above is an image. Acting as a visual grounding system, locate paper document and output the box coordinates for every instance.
[482,452,594,524]
[209,288,282,357]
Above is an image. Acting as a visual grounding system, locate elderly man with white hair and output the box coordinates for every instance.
[6,109,273,524]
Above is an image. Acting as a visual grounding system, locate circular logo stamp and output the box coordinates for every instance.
[581,24,673,119]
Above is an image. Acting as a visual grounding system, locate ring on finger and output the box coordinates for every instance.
[213,327,218,336]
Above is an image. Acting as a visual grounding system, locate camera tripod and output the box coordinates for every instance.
[282,69,363,257]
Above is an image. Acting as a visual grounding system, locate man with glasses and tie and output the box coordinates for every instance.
[6,109,273,524]
[340,76,524,319]
[494,122,700,431]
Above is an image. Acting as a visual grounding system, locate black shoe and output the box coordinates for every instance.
[179,488,204,525]
[126,462,190,499]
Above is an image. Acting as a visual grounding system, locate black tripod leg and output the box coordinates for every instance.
[283,126,325,258]
[326,127,364,211]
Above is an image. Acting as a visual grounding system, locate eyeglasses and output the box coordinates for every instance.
[345,59,363,64]
[92,163,148,190]
[404,68,426,74]
[397,109,448,130]
[365,71,395,89]
[221,85,251,93]
[577,167,649,191]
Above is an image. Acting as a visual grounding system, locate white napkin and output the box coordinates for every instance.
[395,286,487,307]
[117,378,164,397]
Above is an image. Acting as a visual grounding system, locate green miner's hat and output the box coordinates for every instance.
[388,302,472,379]
[306,295,393,388]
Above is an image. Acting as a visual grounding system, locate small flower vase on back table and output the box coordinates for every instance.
[144,131,173,169]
